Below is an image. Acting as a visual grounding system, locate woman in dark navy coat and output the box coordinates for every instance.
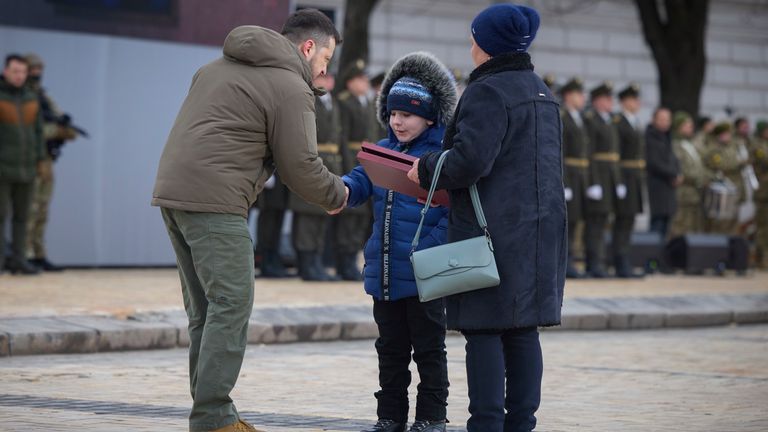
[408,4,566,431]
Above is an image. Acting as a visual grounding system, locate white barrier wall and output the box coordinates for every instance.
[0,27,219,265]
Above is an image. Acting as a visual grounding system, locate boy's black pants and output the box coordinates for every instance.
[373,297,449,423]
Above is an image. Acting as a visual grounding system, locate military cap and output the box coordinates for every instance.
[712,121,732,136]
[756,120,767,136]
[672,111,692,132]
[559,76,584,95]
[542,73,556,90]
[590,81,613,99]
[342,58,368,82]
[24,53,44,68]
[618,82,641,100]
[370,71,386,88]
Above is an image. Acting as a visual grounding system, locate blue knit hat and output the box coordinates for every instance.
[471,4,540,57]
[386,77,436,122]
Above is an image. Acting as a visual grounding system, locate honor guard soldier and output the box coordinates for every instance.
[583,81,622,278]
[560,77,590,278]
[335,59,380,280]
[751,121,768,268]
[289,73,343,281]
[612,83,645,277]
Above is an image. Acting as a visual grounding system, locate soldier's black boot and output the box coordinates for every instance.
[585,254,608,278]
[313,253,340,282]
[337,253,364,281]
[408,420,446,432]
[614,255,644,279]
[5,258,40,275]
[260,250,290,278]
[360,419,406,432]
[29,258,64,272]
[565,254,584,279]
[297,252,321,281]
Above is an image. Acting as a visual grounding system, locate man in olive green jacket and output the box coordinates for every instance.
[151,10,347,432]
[0,54,45,275]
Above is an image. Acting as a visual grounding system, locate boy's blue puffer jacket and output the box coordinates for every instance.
[342,125,448,301]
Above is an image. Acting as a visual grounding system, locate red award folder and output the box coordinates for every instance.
[357,142,450,207]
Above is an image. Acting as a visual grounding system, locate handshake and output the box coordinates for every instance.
[327,186,350,215]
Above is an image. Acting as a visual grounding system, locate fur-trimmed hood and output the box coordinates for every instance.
[376,51,458,128]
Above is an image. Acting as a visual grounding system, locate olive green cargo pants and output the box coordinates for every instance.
[161,208,254,432]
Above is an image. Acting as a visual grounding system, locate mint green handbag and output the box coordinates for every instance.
[410,151,500,302]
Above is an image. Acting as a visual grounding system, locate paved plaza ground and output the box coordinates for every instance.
[1,324,766,431]
[1,269,766,317]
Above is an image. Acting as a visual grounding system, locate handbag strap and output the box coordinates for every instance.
[410,151,492,253]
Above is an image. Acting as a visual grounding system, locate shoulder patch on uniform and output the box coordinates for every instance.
[612,114,621,123]
[584,110,594,119]
[338,91,350,101]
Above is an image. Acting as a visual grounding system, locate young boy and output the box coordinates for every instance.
[341,52,457,432]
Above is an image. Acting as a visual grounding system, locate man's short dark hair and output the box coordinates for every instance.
[734,117,748,128]
[281,8,342,48]
[4,54,28,68]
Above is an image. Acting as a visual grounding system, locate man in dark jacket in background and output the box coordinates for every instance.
[612,83,645,277]
[645,107,680,238]
[0,54,44,275]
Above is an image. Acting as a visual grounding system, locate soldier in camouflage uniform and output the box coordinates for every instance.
[751,121,768,268]
[289,73,343,281]
[703,122,745,235]
[24,53,77,272]
[583,81,622,278]
[669,112,711,238]
[692,116,714,154]
[559,77,589,278]
[334,59,382,280]
[612,83,645,277]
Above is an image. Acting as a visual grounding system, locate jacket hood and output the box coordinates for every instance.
[223,26,315,89]
[377,51,457,128]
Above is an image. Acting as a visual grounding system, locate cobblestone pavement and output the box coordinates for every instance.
[1,269,766,317]
[0,325,766,431]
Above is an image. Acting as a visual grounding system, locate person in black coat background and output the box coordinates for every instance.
[645,107,681,238]
[408,4,566,431]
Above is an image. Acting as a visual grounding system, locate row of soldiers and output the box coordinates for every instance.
[555,76,768,277]
[255,60,385,281]
[1,53,81,275]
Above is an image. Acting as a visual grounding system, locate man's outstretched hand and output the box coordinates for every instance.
[328,186,349,215]
[407,159,420,184]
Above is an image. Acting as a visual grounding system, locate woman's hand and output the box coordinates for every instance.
[407,159,420,184]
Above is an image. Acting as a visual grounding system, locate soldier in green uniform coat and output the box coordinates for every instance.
[612,83,645,277]
[703,122,746,234]
[583,81,622,278]
[669,112,711,238]
[289,73,343,281]
[334,59,381,280]
[560,77,589,278]
[0,54,45,275]
[751,121,768,268]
